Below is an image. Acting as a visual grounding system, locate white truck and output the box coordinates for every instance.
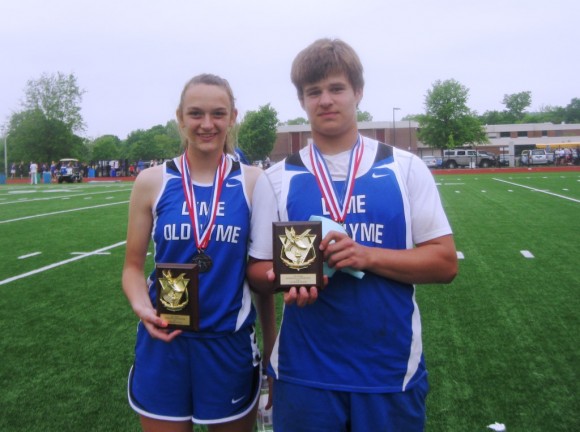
[520,149,553,165]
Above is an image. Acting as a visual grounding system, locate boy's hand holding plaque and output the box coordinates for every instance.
[272,221,323,292]
[155,263,199,331]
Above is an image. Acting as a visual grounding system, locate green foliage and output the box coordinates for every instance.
[564,97,580,123]
[357,109,373,122]
[122,122,181,162]
[5,72,86,165]
[285,117,309,125]
[23,71,86,133]
[8,108,85,163]
[91,135,121,161]
[478,109,506,125]
[502,91,532,121]
[479,96,580,125]
[417,79,488,149]
[238,103,279,162]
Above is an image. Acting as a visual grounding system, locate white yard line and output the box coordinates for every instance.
[0,188,133,205]
[492,178,580,203]
[0,201,129,224]
[19,252,42,259]
[0,241,126,286]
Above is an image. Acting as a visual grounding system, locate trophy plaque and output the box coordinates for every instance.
[155,263,199,331]
[272,221,323,292]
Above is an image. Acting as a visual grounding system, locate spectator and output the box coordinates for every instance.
[29,161,38,185]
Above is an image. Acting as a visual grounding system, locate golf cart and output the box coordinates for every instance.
[57,158,83,183]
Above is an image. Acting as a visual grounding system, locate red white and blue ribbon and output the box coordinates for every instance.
[309,136,364,225]
[180,152,228,251]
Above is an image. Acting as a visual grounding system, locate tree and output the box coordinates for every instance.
[7,108,84,163]
[502,91,532,122]
[479,110,509,125]
[91,135,121,161]
[285,117,309,125]
[122,123,181,162]
[238,104,279,162]
[4,72,87,165]
[416,79,488,149]
[357,109,373,122]
[521,105,566,124]
[564,98,580,123]
[23,72,86,133]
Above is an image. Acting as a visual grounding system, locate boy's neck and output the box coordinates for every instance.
[311,128,360,155]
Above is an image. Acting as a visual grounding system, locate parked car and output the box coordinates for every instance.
[520,149,549,166]
[56,158,83,183]
[421,155,442,169]
[442,149,497,168]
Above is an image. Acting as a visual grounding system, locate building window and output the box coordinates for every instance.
[500,132,510,138]
[517,131,528,137]
[542,130,548,136]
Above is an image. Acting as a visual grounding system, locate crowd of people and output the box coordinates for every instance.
[554,147,578,165]
[6,159,172,183]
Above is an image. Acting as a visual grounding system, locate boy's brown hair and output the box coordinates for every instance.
[291,38,364,100]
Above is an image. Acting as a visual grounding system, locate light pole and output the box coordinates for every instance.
[408,119,412,151]
[3,133,8,178]
[392,107,400,146]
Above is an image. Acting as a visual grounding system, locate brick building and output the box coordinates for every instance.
[270,121,580,165]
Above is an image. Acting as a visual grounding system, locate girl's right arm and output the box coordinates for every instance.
[122,166,182,342]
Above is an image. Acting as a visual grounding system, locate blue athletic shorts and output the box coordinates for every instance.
[128,323,261,424]
[272,377,429,431]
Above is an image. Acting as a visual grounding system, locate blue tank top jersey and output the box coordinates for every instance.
[268,141,440,393]
[147,157,255,335]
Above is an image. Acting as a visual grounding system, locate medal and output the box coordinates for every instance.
[309,135,364,233]
[180,152,228,273]
[192,249,213,273]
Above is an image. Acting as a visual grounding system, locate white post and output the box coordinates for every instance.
[3,133,8,178]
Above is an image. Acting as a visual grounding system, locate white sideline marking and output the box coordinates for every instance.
[71,252,110,256]
[0,241,126,286]
[457,251,464,259]
[493,178,580,203]
[19,252,41,259]
[0,201,129,224]
[0,188,133,206]
[521,250,534,258]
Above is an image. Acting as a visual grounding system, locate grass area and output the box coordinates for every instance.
[421,172,580,431]
[0,172,578,431]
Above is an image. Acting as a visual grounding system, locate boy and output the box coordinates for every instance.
[248,38,458,431]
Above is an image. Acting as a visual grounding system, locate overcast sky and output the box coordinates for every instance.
[1,0,578,140]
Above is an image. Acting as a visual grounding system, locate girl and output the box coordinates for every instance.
[123,74,275,432]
